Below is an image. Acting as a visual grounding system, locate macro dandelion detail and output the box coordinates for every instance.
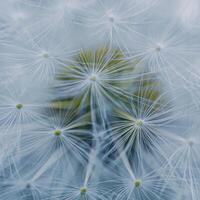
[0,0,199,200]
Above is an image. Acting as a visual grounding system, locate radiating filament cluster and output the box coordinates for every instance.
[0,0,199,200]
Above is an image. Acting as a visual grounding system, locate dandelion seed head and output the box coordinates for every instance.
[16,103,23,110]
[80,186,87,194]
[134,179,142,188]
[0,1,196,199]
[54,129,62,136]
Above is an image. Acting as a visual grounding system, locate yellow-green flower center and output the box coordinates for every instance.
[16,103,23,109]
[135,119,144,127]
[90,74,97,81]
[134,179,142,188]
[80,187,87,194]
[54,129,62,136]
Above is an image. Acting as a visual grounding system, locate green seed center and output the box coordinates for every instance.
[54,129,62,136]
[134,179,142,188]
[80,187,87,194]
[16,103,23,109]
[90,74,97,81]
[43,53,49,58]
[135,119,144,127]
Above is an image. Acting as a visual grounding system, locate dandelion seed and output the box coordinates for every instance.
[19,106,92,169]
[45,152,108,200]
[79,0,158,47]
[0,161,51,200]
[107,156,176,200]
[0,33,77,83]
[126,22,200,86]
[163,130,200,180]
[103,88,185,161]
[55,47,142,126]
[0,81,47,133]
